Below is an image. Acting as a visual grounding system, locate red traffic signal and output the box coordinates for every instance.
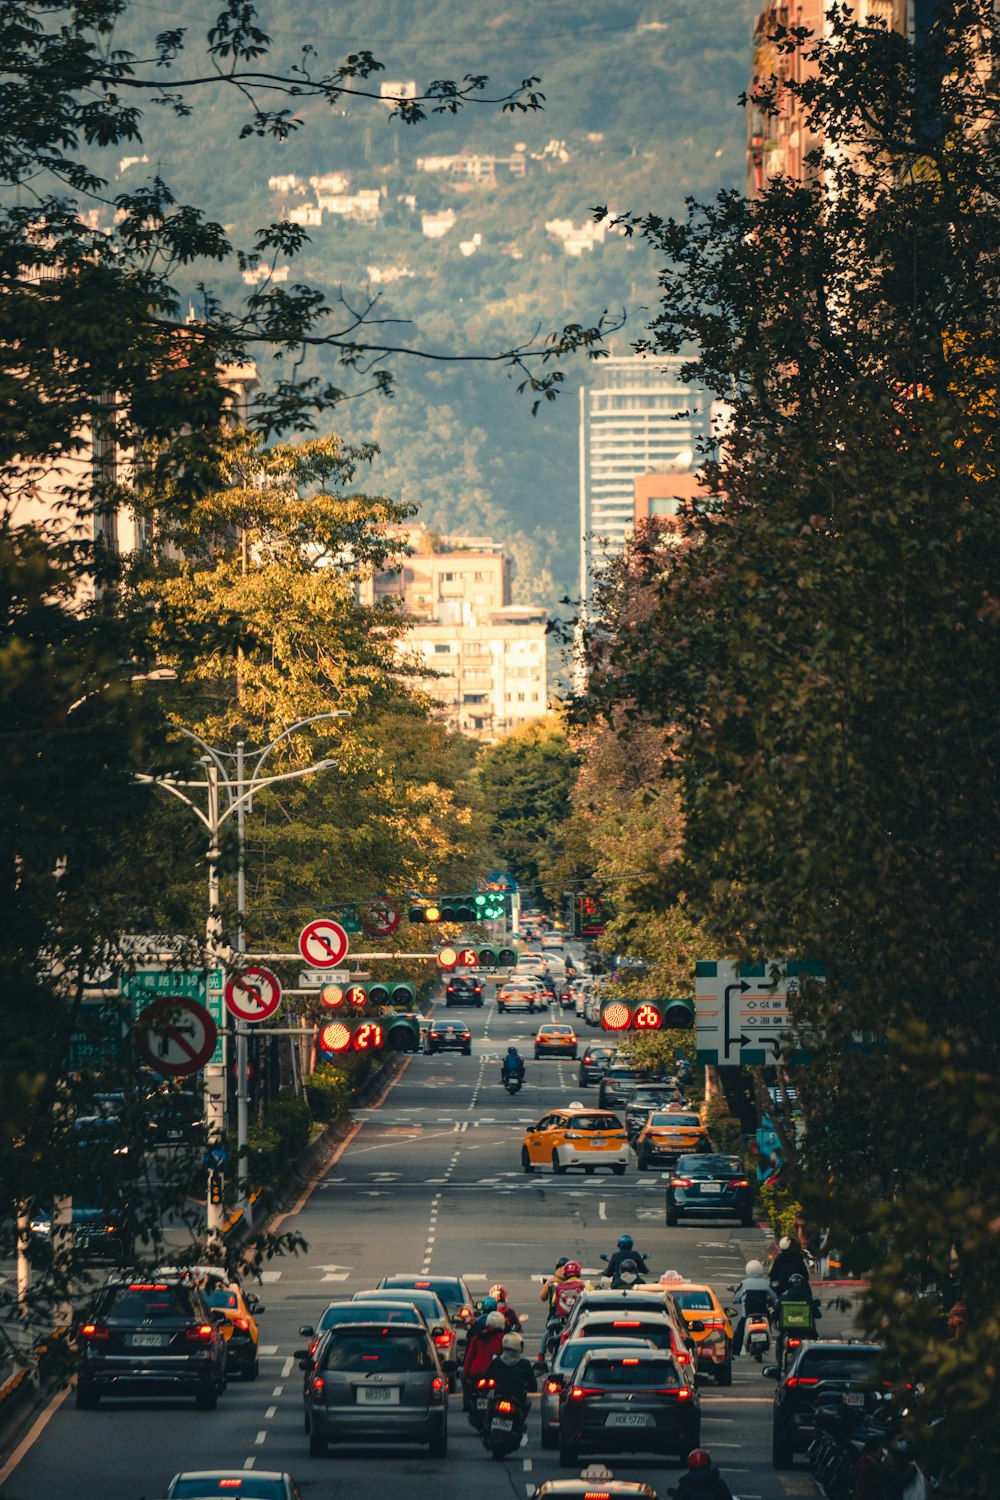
[320,1021,352,1052]
[320,1020,385,1054]
[321,984,346,1008]
[633,1001,663,1030]
[437,947,459,970]
[601,1001,632,1032]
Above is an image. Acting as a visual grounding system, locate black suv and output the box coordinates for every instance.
[598,1065,665,1109]
[770,1339,883,1468]
[445,976,484,1007]
[76,1277,227,1410]
[624,1084,685,1143]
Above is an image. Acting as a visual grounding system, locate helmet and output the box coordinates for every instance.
[746,1259,765,1277]
[562,1261,581,1278]
[481,1295,499,1313]
[687,1449,712,1470]
[485,1312,505,1331]
[489,1284,508,1302]
[788,1273,806,1288]
[502,1332,524,1354]
[555,1257,569,1270]
[617,1234,634,1250]
[619,1259,637,1275]
[779,1236,792,1250]
[507,1044,519,1053]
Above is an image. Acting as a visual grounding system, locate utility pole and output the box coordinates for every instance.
[235,740,250,1218]
[203,758,226,1241]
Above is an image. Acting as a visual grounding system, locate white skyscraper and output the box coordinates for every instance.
[578,354,711,600]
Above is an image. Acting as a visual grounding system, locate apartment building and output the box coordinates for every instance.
[359,526,548,741]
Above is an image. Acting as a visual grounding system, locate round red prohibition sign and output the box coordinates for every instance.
[298,919,349,968]
[225,965,282,1023]
[135,997,217,1078]
[362,900,401,938]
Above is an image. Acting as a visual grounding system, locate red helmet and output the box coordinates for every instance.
[687,1449,712,1470]
[489,1284,508,1302]
[562,1260,581,1278]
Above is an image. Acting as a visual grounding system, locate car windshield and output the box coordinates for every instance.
[356,1290,443,1321]
[677,1155,742,1175]
[170,1481,285,1499]
[206,1290,240,1311]
[587,1319,672,1348]
[319,1303,419,1331]
[102,1284,196,1320]
[583,1356,680,1388]
[567,1114,622,1132]
[630,1090,675,1105]
[546,1027,572,1034]
[672,1291,714,1312]
[322,1329,432,1373]
[381,1277,465,1314]
[798,1351,881,1382]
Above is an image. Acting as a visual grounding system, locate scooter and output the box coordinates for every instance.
[503,1072,523,1095]
[481,1390,527,1459]
[467,1375,496,1431]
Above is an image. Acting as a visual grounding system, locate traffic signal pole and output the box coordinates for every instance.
[235,741,250,1219]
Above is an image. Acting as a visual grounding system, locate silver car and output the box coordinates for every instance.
[302,1322,448,1458]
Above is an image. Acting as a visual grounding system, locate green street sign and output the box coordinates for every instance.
[121,968,225,1067]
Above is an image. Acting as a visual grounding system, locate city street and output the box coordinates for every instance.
[1,984,828,1500]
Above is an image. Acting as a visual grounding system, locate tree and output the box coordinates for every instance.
[476,717,579,901]
[577,5,1000,1488]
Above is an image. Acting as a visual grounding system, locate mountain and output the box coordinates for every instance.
[114,0,755,603]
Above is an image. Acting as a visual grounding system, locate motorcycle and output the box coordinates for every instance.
[599,1251,648,1288]
[502,1071,523,1095]
[725,1301,771,1362]
[467,1375,496,1431]
[808,1386,893,1500]
[481,1390,527,1459]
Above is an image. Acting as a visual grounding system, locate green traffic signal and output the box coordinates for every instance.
[384,1013,421,1053]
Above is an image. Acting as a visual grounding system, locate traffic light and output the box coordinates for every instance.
[320,983,368,1009]
[409,904,441,923]
[319,1019,385,1056]
[436,944,516,971]
[600,999,694,1032]
[365,981,416,1008]
[410,892,506,923]
[209,1171,223,1206]
[384,1013,422,1053]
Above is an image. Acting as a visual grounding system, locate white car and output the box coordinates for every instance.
[541,933,564,950]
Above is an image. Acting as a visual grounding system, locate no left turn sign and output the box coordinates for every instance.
[298,919,350,968]
[225,965,282,1023]
[135,996,218,1078]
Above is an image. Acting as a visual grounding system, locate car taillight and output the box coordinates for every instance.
[675,1350,691,1364]
[185,1324,215,1342]
[545,1379,562,1394]
[729,1179,750,1188]
[496,1399,514,1413]
[785,1375,818,1387]
[570,1386,601,1399]
[457,1306,472,1321]
[308,1337,318,1356]
[431,1376,445,1399]
[786,1339,803,1350]
[434,1331,453,1347]
[584,1492,611,1499]
[234,1316,250,1331]
[80,1324,109,1341]
[673,1178,693,1188]
[612,1320,641,1328]
[659,1386,691,1399]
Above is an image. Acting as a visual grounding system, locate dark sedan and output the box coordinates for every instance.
[578,1044,613,1087]
[445,975,484,1007]
[426,1020,472,1055]
[599,1066,666,1109]
[167,1474,302,1499]
[557,1349,701,1467]
[665,1154,755,1227]
[624,1085,686,1143]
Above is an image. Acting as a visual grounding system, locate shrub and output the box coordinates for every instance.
[758,1179,801,1241]
[305,1066,351,1123]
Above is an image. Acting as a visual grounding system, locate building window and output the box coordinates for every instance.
[463,693,487,704]
[434,644,451,654]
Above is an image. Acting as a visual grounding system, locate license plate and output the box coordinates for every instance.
[606,1412,651,1427]
[491,1418,514,1433]
[844,1391,864,1408]
[700,1182,722,1193]
[130,1333,164,1348]
[357,1385,400,1404]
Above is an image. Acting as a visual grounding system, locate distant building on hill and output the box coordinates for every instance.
[359,525,548,741]
[578,355,711,602]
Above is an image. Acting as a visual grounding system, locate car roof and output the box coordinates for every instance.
[546,1107,620,1120]
[555,1337,657,1365]
[169,1473,289,1482]
[577,1309,674,1324]
[532,1487,656,1500]
[661,1282,715,1296]
[381,1273,469,1291]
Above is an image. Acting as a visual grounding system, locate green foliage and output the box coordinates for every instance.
[703,1097,745,1159]
[245,1094,311,1187]
[617,1028,691,1080]
[304,1067,352,1124]
[476,716,579,900]
[757,1180,799,1243]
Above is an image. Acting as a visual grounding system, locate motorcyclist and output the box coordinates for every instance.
[469,1294,500,1335]
[852,1436,887,1500]
[667,1447,734,1500]
[489,1283,522,1332]
[730,1259,776,1354]
[538,1258,585,1360]
[463,1310,507,1406]
[538,1257,571,1315]
[603,1234,649,1281]
[775,1271,821,1358]
[484,1332,538,1422]
[611,1256,646,1288]
[769,1235,810,1295]
[501,1045,525,1085]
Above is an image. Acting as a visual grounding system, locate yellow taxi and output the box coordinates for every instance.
[201,1280,263,1380]
[634,1110,708,1170]
[534,1021,578,1059]
[659,1277,734,1385]
[521,1105,629,1176]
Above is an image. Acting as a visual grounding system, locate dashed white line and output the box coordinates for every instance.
[243,1457,256,1471]
[265,1405,277,1419]
[272,1385,283,1397]
[281,1356,293,1377]
[254,1430,267,1445]
[598,1200,607,1220]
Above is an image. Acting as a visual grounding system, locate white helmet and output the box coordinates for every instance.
[502,1332,524,1354]
[485,1312,505,1331]
[746,1259,764,1277]
[779,1236,792,1251]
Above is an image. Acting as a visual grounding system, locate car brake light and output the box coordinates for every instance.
[545,1379,562,1394]
[658,1386,691,1398]
[431,1376,445,1396]
[185,1324,215,1342]
[672,1178,693,1188]
[80,1324,109,1340]
[127,1283,168,1291]
[730,1179,750,1188]
[612,1320,641,1327]
[584,1492,611,1499]
[218,1483,242,1489]
[312,1375,325,1394]
[621,1358,639,1365]
[570,1386,601,1399]
[496,1399,514,1413]
[434,1332,453,1347]
[675,1351,691,1364]
[234,1316,250,1331]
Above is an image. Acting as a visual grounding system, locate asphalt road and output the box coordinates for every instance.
[1,972,829,1500]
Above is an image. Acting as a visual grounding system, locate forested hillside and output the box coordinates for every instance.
[112,0,753,600]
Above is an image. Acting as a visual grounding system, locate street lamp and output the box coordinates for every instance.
[136,710,349,1234]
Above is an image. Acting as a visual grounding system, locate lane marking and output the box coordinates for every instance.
[272,1385,284,1396]
[260,1344,278,1355]
[255,1430,267,1445]
[244,1458,256,1471]
[598,1200,606,1220]
[265,1405,277,1418]
[282,1356,294,1377]
[0,1382,72,1485]
[260,1270,282,1283]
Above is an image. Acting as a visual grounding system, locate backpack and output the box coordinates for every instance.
[778,1299,813,1330]
[554,1279,585,1318]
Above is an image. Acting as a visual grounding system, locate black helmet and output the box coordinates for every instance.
[788,1273,806,1288]
[506,1044,518,1053]
[617,1234,634,1250]
[619,1258,637,1274]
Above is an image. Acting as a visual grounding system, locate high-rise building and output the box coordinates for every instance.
[578,355,711,600]
[359,525,548,741]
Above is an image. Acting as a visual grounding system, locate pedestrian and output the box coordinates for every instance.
[853,1436,887,1500]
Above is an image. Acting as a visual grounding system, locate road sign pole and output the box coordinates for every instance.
[204,759,226,1239]
[235,741,250,1217]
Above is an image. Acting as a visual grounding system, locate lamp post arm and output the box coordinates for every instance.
[134,774,213,832]
[215,760,336,828]
[171,726,233,786]
[247,711,349,787]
